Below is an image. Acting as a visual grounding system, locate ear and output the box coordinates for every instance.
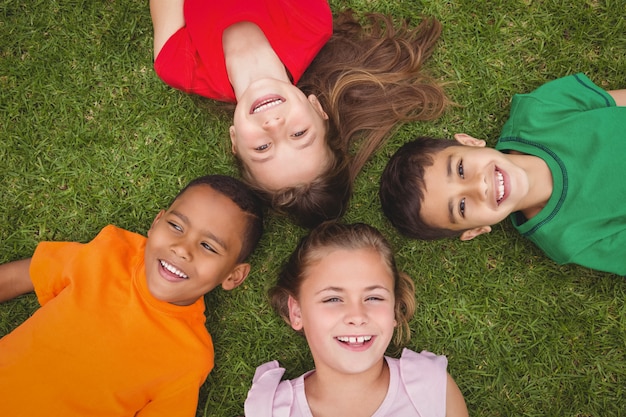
[221,263,250,291]
[454,133,486,148]
[308,94,329,120]
[147,210,166,237]
[287,295,303,331]
[459,225,492,241]
[229,126,237,154]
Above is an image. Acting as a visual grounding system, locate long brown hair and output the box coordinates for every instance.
[241,10,449,228]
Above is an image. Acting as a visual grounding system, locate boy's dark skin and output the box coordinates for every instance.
[0,176,263,304]
[0,175,263,416]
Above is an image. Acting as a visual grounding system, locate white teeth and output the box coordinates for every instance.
[496,171,504,202]
[253,99,282,113]
[337,336,372,344]
[160,260,188,279]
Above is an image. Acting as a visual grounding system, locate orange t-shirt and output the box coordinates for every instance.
[0,225,214,416]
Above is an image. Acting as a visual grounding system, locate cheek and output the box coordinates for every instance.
[377,304,398,328]
[301,319,329,352]
[194,260,220,281]
[301,306,332,332]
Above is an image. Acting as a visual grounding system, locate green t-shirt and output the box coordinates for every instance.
[496,73,626,275]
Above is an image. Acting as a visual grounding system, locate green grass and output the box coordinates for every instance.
[1,0,625,416]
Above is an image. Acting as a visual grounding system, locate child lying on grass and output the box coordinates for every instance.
[150,0,449,228]
[245,222,468,416]
[0,174,263,416]
[379,74,626,275]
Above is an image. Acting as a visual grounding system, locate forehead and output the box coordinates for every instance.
[420,147,464,230]
[301,247,394,292]
[249,142,330,190]
[172,184,222,207]
[170,184,247,246]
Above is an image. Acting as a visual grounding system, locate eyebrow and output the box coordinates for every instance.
[315,285,392,296]
[446,154,457,225]
[171,210,228,252]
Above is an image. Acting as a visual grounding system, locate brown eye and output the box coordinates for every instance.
[201,242,217,254]
[168,221,182,232]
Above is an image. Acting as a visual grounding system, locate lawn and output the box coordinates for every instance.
[1,0,624,416]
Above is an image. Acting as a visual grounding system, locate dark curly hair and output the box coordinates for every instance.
[174,175,264,262]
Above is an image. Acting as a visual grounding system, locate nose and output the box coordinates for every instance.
[344,302,368,326]
[171,239,192,261]
[466,172,488,201]
[262,116,285,130]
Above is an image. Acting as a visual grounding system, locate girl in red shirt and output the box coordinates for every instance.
[151,0,448,228]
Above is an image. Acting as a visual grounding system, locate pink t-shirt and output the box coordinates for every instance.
[244,348,448,417]
[154,0,333,102]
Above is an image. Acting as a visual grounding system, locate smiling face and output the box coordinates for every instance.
[144,184,250,306]
[230,78,330,191]
[288,247,397,377]
[420,134,534,240]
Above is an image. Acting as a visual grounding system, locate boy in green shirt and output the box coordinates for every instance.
[379,74,626,275]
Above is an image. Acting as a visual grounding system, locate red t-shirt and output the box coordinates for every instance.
[154,0,332,102]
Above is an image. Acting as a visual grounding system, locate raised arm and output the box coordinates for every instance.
[150,0,186,60]
[608,89,626,106]
[0,258,34,303]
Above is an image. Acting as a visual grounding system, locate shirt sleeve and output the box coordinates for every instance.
[500,73,617,145]
[565,231,626,276]
[29,240,82,306]
[154,27,203,95]
[400,349,448,417]
[514,73,616,114]
[135,374,205,417]
[244,361,294,417]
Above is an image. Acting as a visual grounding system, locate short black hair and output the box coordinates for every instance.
[175,175,264,262]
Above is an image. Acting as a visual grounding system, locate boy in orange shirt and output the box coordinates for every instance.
[0,174,263,416]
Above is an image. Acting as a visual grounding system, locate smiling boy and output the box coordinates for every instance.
[0,175,263,416]
[380,74,626,275]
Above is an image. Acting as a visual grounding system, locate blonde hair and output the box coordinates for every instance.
[270,222,416,347]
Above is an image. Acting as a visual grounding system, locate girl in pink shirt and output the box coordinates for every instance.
[245,222,468,417]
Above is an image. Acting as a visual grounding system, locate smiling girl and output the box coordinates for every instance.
[244,222,468,417]
[150,0,449,228]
